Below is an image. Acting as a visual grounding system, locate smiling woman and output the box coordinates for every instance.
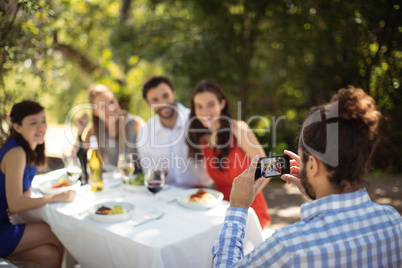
[0,101,76,266]
[7,102,46,166]
[187,80,271,229]
[75,84,143,169]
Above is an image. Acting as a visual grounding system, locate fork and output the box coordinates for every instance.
[133,212,165,227]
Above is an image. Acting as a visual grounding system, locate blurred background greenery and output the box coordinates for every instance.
[1,0,401,174]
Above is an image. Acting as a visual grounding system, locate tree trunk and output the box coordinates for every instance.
[54,43,101,75]
[120,0,132,23]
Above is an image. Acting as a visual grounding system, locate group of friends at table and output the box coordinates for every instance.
[1,75,401,267]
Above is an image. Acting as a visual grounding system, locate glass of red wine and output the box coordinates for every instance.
[144,167,166,201]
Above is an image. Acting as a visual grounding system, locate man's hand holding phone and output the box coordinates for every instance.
[254,154,290,179]
[280,150,309,199]
[230,156,267,210]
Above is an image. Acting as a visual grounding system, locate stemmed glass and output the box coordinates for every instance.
[144,166,166,201]
[64,156,82,185]
[118,153,135,184]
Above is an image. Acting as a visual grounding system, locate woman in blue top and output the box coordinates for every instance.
[0,101,76,267]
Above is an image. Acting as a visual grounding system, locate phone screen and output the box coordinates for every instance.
[255,155,290,179]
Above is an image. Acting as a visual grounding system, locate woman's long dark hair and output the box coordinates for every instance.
[7,100,46,166]
[187,80,234,169]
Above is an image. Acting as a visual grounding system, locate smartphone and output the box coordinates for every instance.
[255,154,290,179]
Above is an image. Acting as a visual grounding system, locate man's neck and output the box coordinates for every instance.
[159,109,178,129]
[315,178,359,199]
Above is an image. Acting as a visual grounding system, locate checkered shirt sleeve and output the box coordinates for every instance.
[212,207,291,268]
[212,189,402,268]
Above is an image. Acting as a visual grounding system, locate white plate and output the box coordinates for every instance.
[89,201,135,223]
[176,188,224,209]
[38,174,81,195]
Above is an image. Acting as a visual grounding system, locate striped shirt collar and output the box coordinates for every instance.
[300,188,371,222]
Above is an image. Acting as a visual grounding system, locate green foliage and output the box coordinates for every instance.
[1,0,401,172]
[369,169,390,179]
[1,0,54,142]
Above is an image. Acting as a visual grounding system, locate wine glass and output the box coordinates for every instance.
[64,156,82,185]
[118,153,135,184]
[144,167,166,201]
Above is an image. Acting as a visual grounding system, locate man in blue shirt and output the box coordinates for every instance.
[212,87,402,267]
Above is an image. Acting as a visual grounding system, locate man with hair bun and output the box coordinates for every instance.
[212,86,402,267]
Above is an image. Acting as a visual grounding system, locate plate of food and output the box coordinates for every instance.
[38,174,81,195]
[176,188,224,209]
[89,201,135,223]
[122,173,146,191]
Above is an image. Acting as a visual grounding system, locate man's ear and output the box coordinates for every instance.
[13,123,22,134]
[308,155,321,178]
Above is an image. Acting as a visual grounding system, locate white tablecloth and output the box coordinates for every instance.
[17,169,263,268]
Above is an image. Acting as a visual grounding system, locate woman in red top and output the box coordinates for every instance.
[187,80,270,228]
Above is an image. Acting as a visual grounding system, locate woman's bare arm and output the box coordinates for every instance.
[3,147,75,214]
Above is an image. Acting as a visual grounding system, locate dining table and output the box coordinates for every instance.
[13,168,264,268]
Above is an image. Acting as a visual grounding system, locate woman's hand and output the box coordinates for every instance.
[230,156,267,210]
[7,208,16,216]
[281,150,308,198]
[51,190,76,203]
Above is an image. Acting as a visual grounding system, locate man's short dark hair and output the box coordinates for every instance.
[142,76,174,100]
